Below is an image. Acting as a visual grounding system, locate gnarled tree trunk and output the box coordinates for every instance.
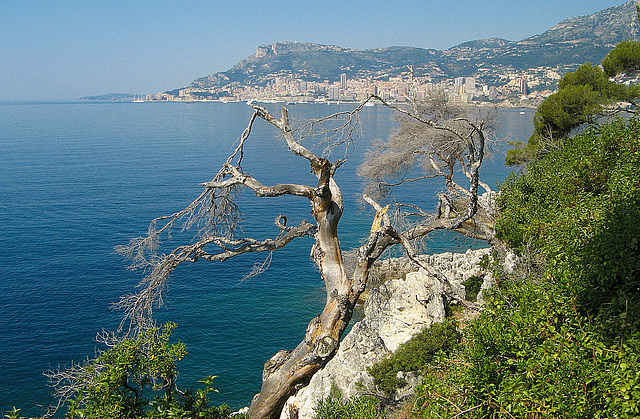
[246,109,379,418]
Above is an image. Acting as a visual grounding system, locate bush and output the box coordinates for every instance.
[462,275,483,302]
[367,319,460,396]
[410,116,640,418]
[603,40,640,77]
[505,60,640,165]
[314,386,385,419]
[314,395,385,419]
[55,323,237,419]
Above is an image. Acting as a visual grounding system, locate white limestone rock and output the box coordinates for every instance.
[279,320,387,419]
[279,248,494,419]
[364,268,446,352]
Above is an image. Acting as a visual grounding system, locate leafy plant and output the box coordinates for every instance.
[506,52,640,165]
[367,319,460,396]
[63,322,186,418]
[55,323,237,419]
[2,407,38,419]
[314,394,385,419]
[603,40,640,77]
[408,114,640,418]
[462,275,483,302]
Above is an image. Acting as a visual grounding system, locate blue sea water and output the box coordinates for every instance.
[0,101,533,417]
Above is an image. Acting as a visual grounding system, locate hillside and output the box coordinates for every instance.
[188,43,442,89]
[180,1,640,92]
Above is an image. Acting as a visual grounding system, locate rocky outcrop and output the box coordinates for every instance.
[364,270,446,353]
[280,248,493,419]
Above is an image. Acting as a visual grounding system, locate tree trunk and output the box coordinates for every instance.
[248,158,371,418]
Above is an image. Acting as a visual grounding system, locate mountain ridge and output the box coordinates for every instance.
[179,1,639,94]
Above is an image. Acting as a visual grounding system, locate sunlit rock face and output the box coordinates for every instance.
[280,247,493,419]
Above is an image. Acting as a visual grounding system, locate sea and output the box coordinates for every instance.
[0,101,534,417]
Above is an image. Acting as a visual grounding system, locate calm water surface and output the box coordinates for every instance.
[0,101,533,416]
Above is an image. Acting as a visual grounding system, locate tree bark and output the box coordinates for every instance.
[247,108,378,418]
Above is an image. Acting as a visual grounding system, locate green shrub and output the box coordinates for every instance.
[410,115,640,418]
[603,39,640,77]
[367,319,460,396]
[2,407,38,419]
[57,323,236,419]
[462,275,483,302]
[505,61,640,165]
[314,394,385,419]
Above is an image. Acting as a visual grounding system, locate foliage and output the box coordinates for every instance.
[506,58,640,165]
[2,407,37,419]
[57,323,237,419]
[497,116,640,262]
[314,396,384,419]
[413,279,640,418]
[407,115,640,418]
[603,40,640,77]
[508,10,640,165]
[314,386,386,419]
[367,319,460,396]
[462,274,483,302]
[602,6,640,78]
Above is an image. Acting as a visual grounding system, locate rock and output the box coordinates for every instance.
[394,371,422,401]
[280,248,494,419]
[365,269,445,353]
[280,320,388,419]
[404,371,421,388]
[503,250,518,273]
[232,406,249,416]
[477,271,495,305]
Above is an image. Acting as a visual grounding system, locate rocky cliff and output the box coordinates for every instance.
[279,247,496,419]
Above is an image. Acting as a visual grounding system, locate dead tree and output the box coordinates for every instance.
[358,91,498,243]
[110,94,496,418]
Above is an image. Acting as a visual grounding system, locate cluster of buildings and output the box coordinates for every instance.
[144,65,571,107]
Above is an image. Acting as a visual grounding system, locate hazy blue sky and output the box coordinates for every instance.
[0,0,628,101]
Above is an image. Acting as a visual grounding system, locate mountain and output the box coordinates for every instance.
[529,1,638,44]
[188,43,442,90]
[440,1,640,74]
[177,1,639,93]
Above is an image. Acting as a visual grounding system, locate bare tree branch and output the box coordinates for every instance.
[293,101,370,157]
[202,163,314,198]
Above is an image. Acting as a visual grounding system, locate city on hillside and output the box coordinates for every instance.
[143,62,576,107]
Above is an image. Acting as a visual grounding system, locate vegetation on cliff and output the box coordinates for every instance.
[341,108,640,419]
[506,7,640,166]
[318,113,640,419]
[506,51,640,164]
[333,37,640,417]
[406,115,640,418]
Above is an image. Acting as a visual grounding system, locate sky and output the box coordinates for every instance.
[0,0,630,101]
